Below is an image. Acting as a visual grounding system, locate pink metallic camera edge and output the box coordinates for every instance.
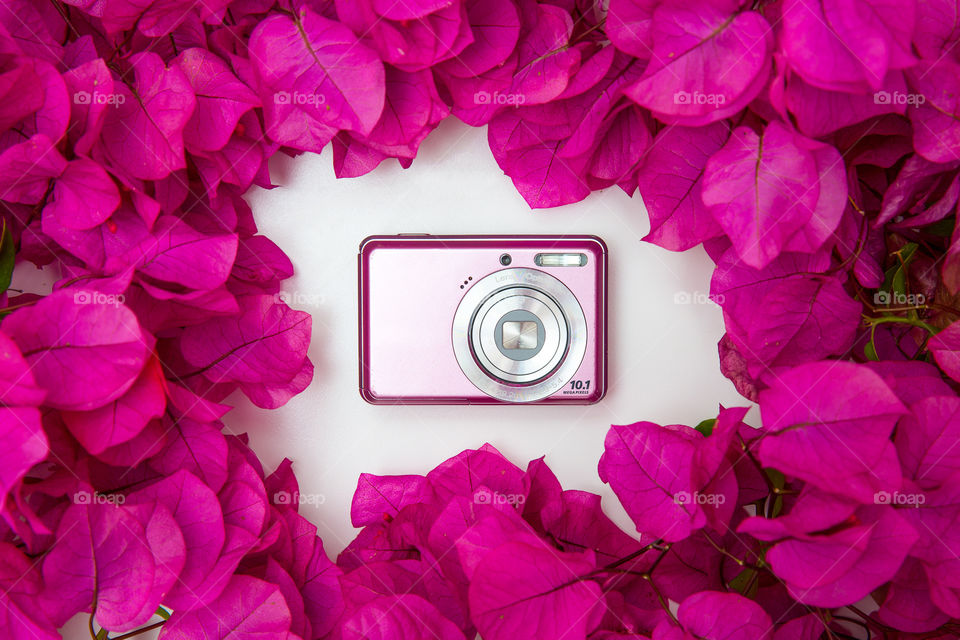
[358,235,608,405]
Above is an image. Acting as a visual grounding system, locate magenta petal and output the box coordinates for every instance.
[44,158,120,230]
[0,134,66,204]
[42,502,156,632]
[0,542,58,639]
[758,361,906,502]
[2,289,149,411]
[61,357,165,454]
[896,396,960,489]
[149,416,229,493]
[765,504,917,607]
[351,473,428,527]
[702,123,825,269]
[510,4,580,104]
[116,216,238,290]
[711,129,845,264]
[928,320,960,383]
[62,58,112,156]
[0,407,47,503]
[741,273,860,376]
[639,123,729,251]
[178,294,312,408]
[625,3,771,125]
[159,574,292,639]
[599,422,705,542]
[342,594,464,640]
[675,591,772,640]
[0,330,46,406]
[97,52,196,181]
[469,540,602,640]
[876,558,950,633]
[176,48,259,153]
[908,61,960,163]
[249,7,385,152]
[426,444,528,503]
[607,0,655,59]
[128,470,226,612]
[773,615,822,640]
[301,538,345,637]
[440,0,520,77]
[785,70,907,138]
[125,501,187,624]
[781,0,915,92]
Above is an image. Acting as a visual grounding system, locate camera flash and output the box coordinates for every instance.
[535,253,587,267]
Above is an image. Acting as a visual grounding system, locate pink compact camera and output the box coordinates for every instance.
[359,235,607,404]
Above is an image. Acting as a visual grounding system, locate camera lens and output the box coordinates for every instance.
[500,254,512,266]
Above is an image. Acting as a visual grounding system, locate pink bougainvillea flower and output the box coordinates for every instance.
[43,158,120,230]
[0,134,66,204]
[341,594,466,640]
[96,52,196,181]
[876,558,950,633]
[928,320,960,383]
[149,415,229,493]
[351,473,428,527]
[0,329,45,406]
[710,249,859,379]
[639,122,730,251]
[335,0,473,72]
[653,590,773,640]
[175,48,259,154]
[739,488,918,607]
[757,361,906,502]
[177,294,312,409]
[438,0,520,78]
[0,407,47,506]
[42,502,159,631]
[599,421,705,542]
[332,66,449,177]
[702,122,846,269]
[624,2,771,125]
[0,541,58,639]
[60,356,165,455]
[128,470,226,612]
[469,541,602,640]
[895,395,960,489]
[508,3,580,106]
[606,0,655,59]
[95,0,231,37]
[897,478,960,618]
[2,289,150,411]
[249,7,385,153]
[783,70,907,139]
[159,574,296,639]
[779,0,915,93]
[907,60,960,163]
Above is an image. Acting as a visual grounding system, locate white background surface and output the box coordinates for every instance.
[60,119,747,638]
[232,119,747,552]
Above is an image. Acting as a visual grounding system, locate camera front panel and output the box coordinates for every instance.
[359,235,606,404]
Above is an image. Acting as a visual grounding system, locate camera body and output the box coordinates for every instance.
[359,235,607,404]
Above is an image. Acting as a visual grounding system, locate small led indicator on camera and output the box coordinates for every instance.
[535,253,587,267]
[499,254,512,266]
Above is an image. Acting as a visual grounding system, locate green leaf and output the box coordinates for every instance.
[0,220,13,293]
[878,242,919,305]
[694,418,716,437]
[728,568,758,597]
[864,339,878,361]
[765,468,785,491]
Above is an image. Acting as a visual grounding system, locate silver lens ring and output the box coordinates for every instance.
[473,290,566,382]
[452,268,587,403]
